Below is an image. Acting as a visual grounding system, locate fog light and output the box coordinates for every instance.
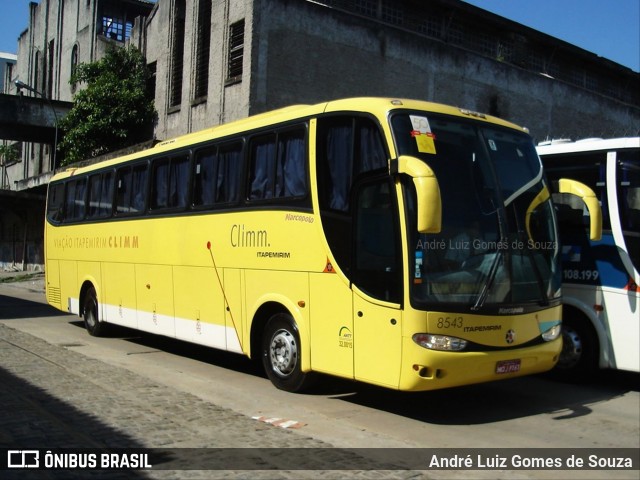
[541,324,561,341]
[413,333,468,351]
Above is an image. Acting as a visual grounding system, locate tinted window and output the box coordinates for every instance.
[317,116,386,212]
[65,178,87,221]
[116,163,148,214]
[46,182,65,223]
[249,128,307,201]
[151,154,190,210]
[193,142,242,207]
[88,171,114,218]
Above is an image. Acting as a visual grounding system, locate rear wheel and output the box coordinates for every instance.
[83,286,107,337]
[261,313,314,392]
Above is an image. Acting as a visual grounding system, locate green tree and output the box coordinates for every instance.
[58,45,156,166]
[0,144,19,166]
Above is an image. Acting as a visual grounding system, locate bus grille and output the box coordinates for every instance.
[47,286,61,306]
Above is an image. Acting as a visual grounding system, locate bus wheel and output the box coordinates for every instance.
[261,313,314,392]
[553,315,597,382]
[83,287,107,337]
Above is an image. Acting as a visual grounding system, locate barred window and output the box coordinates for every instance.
[194,0,212,100]
[170,0,186,108]
[226,20,245,84]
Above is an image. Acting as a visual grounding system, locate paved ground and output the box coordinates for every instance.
[0,271,420,479]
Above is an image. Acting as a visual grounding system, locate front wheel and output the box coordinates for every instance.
[261,313,314,392]
[552,314,598,382]
[83,286,107,337]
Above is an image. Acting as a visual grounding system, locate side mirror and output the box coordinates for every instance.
[396,155,442,233]
[525,185,550,241]
[558,178,603,241]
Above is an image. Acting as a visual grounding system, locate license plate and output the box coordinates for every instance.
[495,359,521,374]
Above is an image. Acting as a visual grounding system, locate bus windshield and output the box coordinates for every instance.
[392,112,561,312]
[617,151,640,270]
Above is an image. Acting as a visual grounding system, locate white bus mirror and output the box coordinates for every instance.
[397,155,442,233]
[558,178,603,241]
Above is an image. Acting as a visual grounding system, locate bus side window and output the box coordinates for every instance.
[249,128,307,201]
[193,146,218,207]
[277,129,307,197]
[152,155,190,210]
[65,178,87,222]
[100,171,115,217]
[317,116,387,212]
[46,182,65,223]
[131,164,148,213]
[218,142,242,203]
[88,171,114,219]
[116,167,133,214]
[249,134,277,200]
[116,164,147,214]
[193,142,242,207]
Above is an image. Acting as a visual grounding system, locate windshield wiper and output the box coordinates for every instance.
[471,249,503,311]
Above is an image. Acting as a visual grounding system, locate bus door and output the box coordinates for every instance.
[352,178,403,388]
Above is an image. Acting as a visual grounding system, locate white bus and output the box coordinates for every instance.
[538,137,640,378]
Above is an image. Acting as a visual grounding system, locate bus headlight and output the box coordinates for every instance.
[541,324,561,342]
[413,333,468,351]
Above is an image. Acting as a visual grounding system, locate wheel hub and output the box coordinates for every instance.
[558,326,582,369]
[269,329,297,376]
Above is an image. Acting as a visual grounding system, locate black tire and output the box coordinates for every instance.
[83,286,107,337]
[261,313,314,392]
[552,313,598,382]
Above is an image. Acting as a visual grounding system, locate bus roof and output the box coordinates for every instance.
[53,97,529,179]
[537,137,640,155]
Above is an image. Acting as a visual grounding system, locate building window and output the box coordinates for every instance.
[101,15,133,42]
[169,0,185,108]
[226,19,244,85]
[47,40,54,98]
[194,0,212,100]
[70,44,79,92]
[33,50,40,93]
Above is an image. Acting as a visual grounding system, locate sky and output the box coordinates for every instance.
[0,0,638,72]
[462,0,639,72]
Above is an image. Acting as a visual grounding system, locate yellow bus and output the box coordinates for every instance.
[44,97,598,392]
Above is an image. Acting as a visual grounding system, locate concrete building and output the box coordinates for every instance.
[132,0,639,143]
[0,52,18,93]
[1,0,639,271]
[1,0,154,183]
[0,0,153,271]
